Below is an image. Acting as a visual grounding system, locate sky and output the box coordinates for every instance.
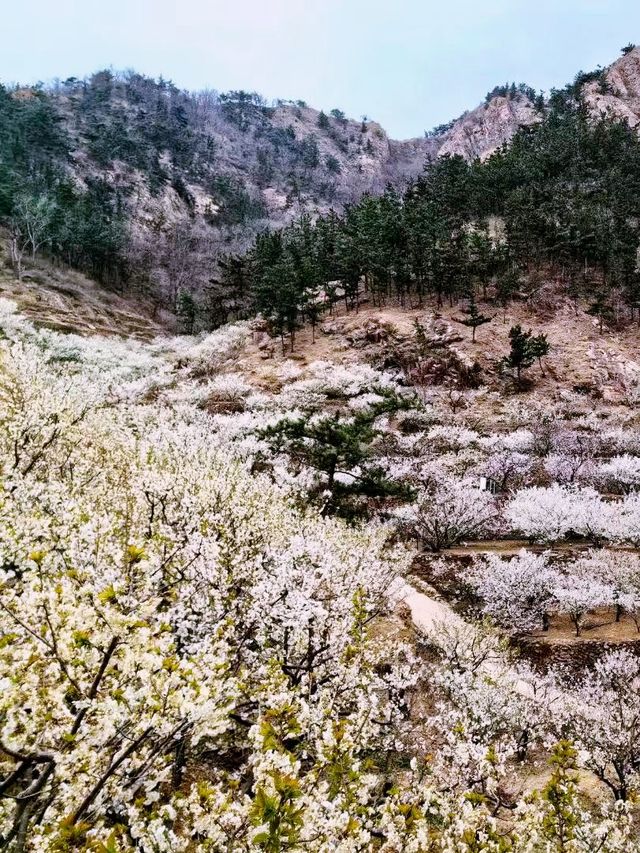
[2,0,640,138]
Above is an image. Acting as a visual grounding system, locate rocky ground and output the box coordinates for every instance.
[240,289,640,415]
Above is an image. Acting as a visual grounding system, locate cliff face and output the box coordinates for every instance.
[434,94,540,160]
[584,46,640,128]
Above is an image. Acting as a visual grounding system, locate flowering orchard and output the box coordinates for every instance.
[472,549,640,635]
[1,300,640,849]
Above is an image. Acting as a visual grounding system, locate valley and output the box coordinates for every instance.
[4,34,640,853]
[3,258,640,846]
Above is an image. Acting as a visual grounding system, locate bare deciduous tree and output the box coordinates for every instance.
[9,194,56,280]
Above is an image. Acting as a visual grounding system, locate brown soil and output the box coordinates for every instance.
[532,608,640,643]
[235,289,640,412]
[0,262,168,340]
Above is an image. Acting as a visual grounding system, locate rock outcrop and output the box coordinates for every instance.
[584,45,640,128]
[435,94,540,160]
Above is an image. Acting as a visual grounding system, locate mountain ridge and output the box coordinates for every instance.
[39,45,640,245]
[2,44,640,321]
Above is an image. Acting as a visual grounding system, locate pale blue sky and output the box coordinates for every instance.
[2,0,640,138]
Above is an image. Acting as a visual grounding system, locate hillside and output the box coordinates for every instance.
[2,45,640,329]
[33,43,640,264]
[0,229,168,337]
[7,31,640,851]
[4,267,640,846]
[0,69,541,319]
[33,74,540,251]
[46,75,539,219]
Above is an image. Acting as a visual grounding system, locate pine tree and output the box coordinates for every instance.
[301,286,323,342]
[508,325,532,382]
[259,397,410,516]
[529,331,550,373]
[325,155,340,174]
[176,289,197,334]
[504,324,550,385]
[456,296,492,342]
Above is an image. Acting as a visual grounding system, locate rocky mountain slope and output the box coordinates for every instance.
[584,45,640,128]
[434,92,540,160]
[28,72,542,257]
[43,46,640,262]
[3,44,640,320]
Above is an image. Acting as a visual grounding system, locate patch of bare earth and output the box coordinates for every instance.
[236,288,640,410]
[0,259,168,341]
[531,608,640,643]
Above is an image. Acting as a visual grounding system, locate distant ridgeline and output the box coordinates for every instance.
[1,47,640,330]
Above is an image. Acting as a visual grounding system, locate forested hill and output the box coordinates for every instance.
[243,45,640,347]
[0,70,540,292]
[1,44,640,327]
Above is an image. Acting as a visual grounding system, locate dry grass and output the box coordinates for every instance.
[234,289,640,414]
[0,255,168,341]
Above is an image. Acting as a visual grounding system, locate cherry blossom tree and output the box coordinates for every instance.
[399,477,499,552]
[0,325,427,850]
[544,428,597,485]
[551,574,614,636]
[552,650,640,801]
[612,493,640,547]
[597,454,640,494]
[505,485,616,544]
[424,624,537,797]
[505,485,578,542]
[483,449,535,492]
[573,550,640,625]
[472,550,557,633]
[514,741,635,850]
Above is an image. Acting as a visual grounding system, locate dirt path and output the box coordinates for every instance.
[391,577,558,703]
[390,577,466,634]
